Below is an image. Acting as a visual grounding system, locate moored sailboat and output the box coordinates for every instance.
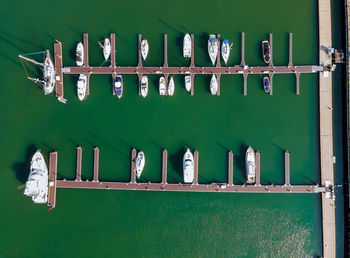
[140,75,148,97]
[210,74,218,95]
[141,39,149,60]
[135,151,145,178]
[208,34,218,65]
[221,39,232,65]
[77,74,87,101]
[159,76,166,96]
[76,42,84,66]
[183,33,191,58]
[168,76,175,96]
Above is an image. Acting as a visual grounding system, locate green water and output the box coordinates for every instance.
[0,0,345,257]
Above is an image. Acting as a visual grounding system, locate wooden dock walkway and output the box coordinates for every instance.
[255,151,261,185]
[130,148,136,183]
[54,43,64,100]
[93,147,99,182]
[162,150,167,185]
[48,152,58,207]
[228,151,233,185]
[75,146,82,181]
[319,0,336,257]
[53,32,330,101]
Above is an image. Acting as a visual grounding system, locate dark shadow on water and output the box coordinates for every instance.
[66,138,80,147]
[41,143,55,152]
[157,19,181,34]
[216,142,230,152]
[12,144,37,184]
[272,142,285,152]
[301,175,317,185]
[234,142,248,181]
[0,31,45,50]
[169,146,186,177]
[151,140,164,150]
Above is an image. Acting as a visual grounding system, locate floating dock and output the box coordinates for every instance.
[47,148,330,208]
[55,32,330,101]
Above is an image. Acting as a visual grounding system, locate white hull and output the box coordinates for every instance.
[135,151,145,178]
[114,75,123,99]
[183,34,191,58]
[103,38,111,61]
[168,76,175,96]
[140,75,148,97]
[43,50,56,94]
[184,75,191,92]
[221,40,231,65]
[245,146,256,184]
[183,149,194,183]
[24,150,48,204]
[77,74,87,101]
[76,42,84,67]
[208,34,218,65]
[159,76,166,96]
[141,40,149,60]
[210,74,218,95]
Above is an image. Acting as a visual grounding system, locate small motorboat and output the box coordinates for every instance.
[183,33,191,58]
[159,76,166,96]
[103,38,111,61]
[221,39,232,65]
[77,74,87,101]
[183,148,194,183]
[135,151,145,178]
[168,76,175,96]
[76,42,84,67]
[263,76,270,93]
[262,40,271,64]
[140,75,148,97]
[184,75,191,92]
[210,74,218,95]
[141,39,149,60]
[114,75,123,99]
[208,34,218,65]
[245,146,256,184]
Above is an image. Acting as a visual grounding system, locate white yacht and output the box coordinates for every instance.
[221,39,232,65]
[135,151,145,178]
[140,75,148,97]
[183,33,191,58]
[245,146,256,184]
[210,74,218,95]
[24,150,48,204]
[141,39,149,60]
[159,76,166,96]
[208,34,218,65]
[263,76,270,93]
[19,50,56,95]
[103,38,111,61]
[77,74,87,101]
[114,75,123,99]
[168,76,175,96]
[184,75,191,92]
[76,42,84,66]
[183,149,194,183]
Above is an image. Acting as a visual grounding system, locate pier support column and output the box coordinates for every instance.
[162,150,167,185]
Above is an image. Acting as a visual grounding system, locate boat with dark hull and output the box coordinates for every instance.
[262,40,271,64]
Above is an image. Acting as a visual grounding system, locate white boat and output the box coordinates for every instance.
[183,33,191,58]
[140,75,148,97]
[24,150,48,204]
[183,148,194,183]
[77,74,87,101]
[141,39,149,60]
[210,74,218,95]
[76,42,84,66]
[159,76,166,96]
[221,39,232,65]
[114,75,123,99]
[262,40,271,64]
[245,146,256,184]
[263,76,270,93]
[103,38,111,61]
[19,50,56,95]
[184,75,191,92]
[208,34,218,65]
[135,151,145,178]
[168,76,175,96]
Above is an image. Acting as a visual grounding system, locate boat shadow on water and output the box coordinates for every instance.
[12,144,37,184]
[169,146,187,178]
[234,142,249,183]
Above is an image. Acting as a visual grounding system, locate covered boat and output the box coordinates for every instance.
[103,38,111,61]
[183,148,194,183]
[141,39,149,60]
[140,75,148,97]
[77,74,87,101]
[135,151,145,178]
[262,40,271,64]
[159,76,166,96]
[184,75,191,92]
[168,76,175,96]
[208,34,218,65]
[76,42,84,66]
[24,150,48,204]
[263,76,270,93]
[114,75,123,99]
[183,33,191,58]
[210,74,218,95]
[221,39,232,65]
[245,146,256,184]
